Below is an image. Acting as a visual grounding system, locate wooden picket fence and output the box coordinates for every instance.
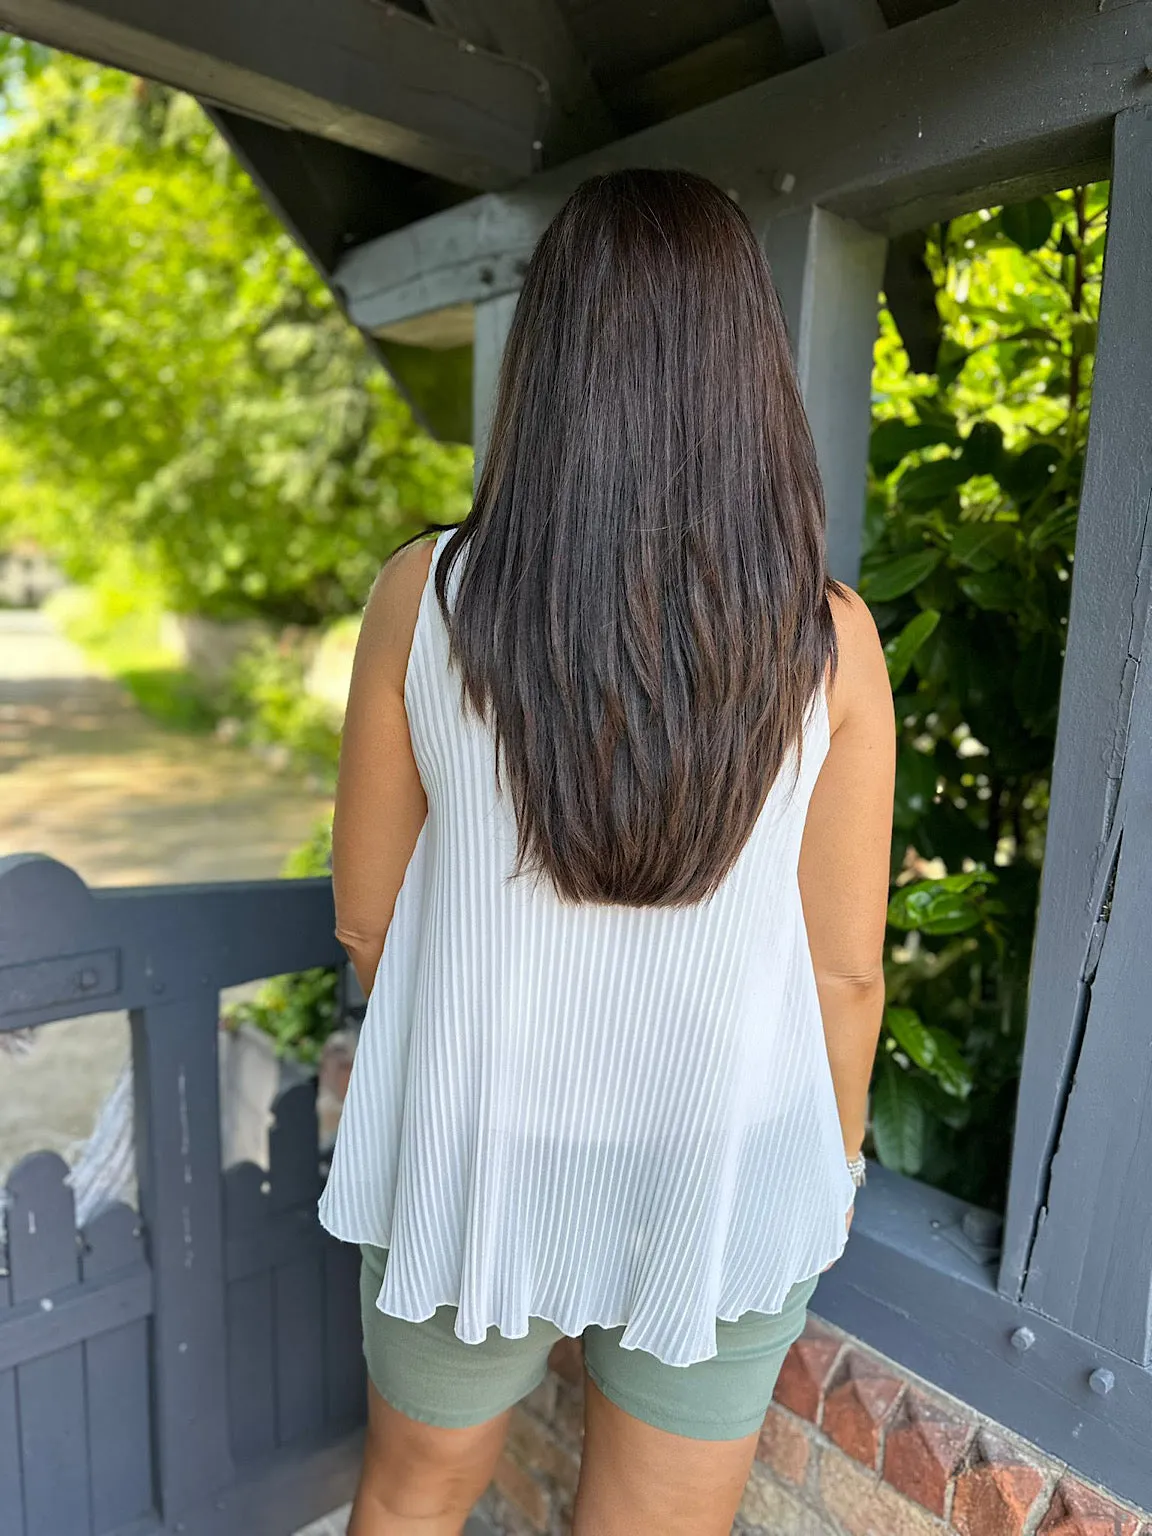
[0,854,366,1536]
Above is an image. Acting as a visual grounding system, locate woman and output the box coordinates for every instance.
[320,168,895,1536]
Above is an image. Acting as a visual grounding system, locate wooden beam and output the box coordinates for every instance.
[1002,107,1152,1366]
[762,207,886,584]
[0,0,546,191]
[472,291,518,478]
[769,0,885,63]
[336,0,1152,331]
[423,0,616,158]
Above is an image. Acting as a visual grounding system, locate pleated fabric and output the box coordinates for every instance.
[319,530,856,1367]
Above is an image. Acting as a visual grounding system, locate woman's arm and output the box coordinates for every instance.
[331,538,435,997]
[798,587,896,1162]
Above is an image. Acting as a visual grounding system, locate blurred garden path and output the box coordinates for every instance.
[0,606,332,1180]
[0,608,329,885]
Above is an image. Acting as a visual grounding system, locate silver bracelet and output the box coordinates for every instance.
[846,1154,867,1189]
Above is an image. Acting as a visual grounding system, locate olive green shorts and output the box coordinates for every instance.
[359,1244,818,1441]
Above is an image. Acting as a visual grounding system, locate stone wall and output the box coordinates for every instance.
[475,1317,1151,1536]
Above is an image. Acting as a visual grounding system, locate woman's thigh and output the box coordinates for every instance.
[573,1275,818,1536]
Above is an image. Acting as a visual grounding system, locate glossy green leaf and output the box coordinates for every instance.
[860,549,943,602]
[884,608,940,690]
[884,1010,973,1098]
[999,199,1055,252]
[887,872,994,934]
[957,570,1020,611]
[871,1056,927,1176]
[896,456,969,506]
[948,522,1014,572]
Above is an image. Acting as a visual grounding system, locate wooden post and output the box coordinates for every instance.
[1001,107,1152,1364]
[473,290,519,482]
[761,205,886,584]
[131,997,234,1516]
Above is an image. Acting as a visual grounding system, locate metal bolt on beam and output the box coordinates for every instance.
[1010,1327,1036,1352]
[1089,1367,1116,1395]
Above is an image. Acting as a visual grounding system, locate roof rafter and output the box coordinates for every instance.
[0,0,548,190]
[768,0,886,64]
[334,0,1149,333]
[422,0,617,158]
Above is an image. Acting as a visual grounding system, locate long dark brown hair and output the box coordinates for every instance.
[434,168,839,908]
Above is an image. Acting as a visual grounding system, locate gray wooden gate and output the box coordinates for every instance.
[0,853,366,1536]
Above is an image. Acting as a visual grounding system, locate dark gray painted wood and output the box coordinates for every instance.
[0,0,545,191]
[818,1165,1152,1512]
[273,1256,326,1445]
[324,1239,367,1429]
[0,1241,25,1536]
[224,1164,276,1464]
[1001,106,1152,1328]
[82,1203,154,1533]
[226,1272,276,1464]
[762,206,886,584]
[131,998,233,1519]
[0,855,341,1034]
[268,1083,322,1216]
[1008,124,1152,1364]
[267,1083,325,1445]
[473,292,519,478]
[770,0,884,61]
[423,0,617,159]
[336,0,1152,333]
[167,1428,364,1536]
[0,1267,152,1373]
[7,1153,90,1536]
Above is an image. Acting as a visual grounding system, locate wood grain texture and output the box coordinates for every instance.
[1005,115,1152,1363]
[7,1154,89,1536]
[132,998,234,1518]
[82,1203,155,1533]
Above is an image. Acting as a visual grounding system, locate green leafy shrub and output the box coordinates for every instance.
[866,188,1105,1208]
[222,635,341,781]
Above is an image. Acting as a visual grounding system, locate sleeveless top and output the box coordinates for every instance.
[318,529,855,1367]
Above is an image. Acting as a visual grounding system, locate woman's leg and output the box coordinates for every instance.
[572,1374,759,1536]
[349,1379,511,1536]
[573,1276,819,1535]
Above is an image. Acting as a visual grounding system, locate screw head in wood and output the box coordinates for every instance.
[1010,1327,1035,1352]
[772,170,797,195]
[1089,1367,1115,1395]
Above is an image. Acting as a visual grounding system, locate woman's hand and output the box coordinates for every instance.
[821,1198,856,1273]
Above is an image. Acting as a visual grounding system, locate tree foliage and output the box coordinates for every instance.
[867,189,1105,1207]
[0,47,472,622]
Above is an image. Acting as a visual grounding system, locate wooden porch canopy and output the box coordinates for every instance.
[3,0,1152,1516]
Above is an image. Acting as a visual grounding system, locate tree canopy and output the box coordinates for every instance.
[0,43,472,622]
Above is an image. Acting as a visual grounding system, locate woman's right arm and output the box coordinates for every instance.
[797,587,896,1166]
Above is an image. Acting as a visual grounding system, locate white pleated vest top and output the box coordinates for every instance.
[319,529,855,1367]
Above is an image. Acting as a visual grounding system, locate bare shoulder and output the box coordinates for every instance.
[356,535,438,692]
[826,582,893,735]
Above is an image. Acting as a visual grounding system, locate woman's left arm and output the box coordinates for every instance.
[331,539,435,997]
